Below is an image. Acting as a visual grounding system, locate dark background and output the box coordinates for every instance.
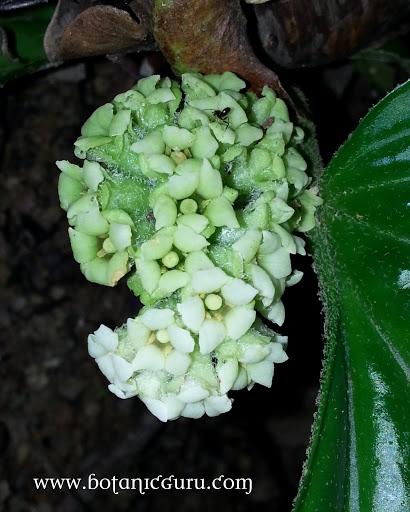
[0,45,408,511]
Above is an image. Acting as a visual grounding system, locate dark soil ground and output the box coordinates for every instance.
[0,50,405,511]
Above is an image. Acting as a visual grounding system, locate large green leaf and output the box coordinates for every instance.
[0,4,55,86]
[293,80,410,510]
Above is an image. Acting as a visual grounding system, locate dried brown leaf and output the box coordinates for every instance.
[253,0,410,68]
[152,0,293,104]
[44,1,156,62]
[44,0,91,61]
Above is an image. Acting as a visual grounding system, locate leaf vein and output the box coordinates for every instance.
[350,175,410,192]
[323,205,410,245]
[340,271,410,380]
[365,127,410,153]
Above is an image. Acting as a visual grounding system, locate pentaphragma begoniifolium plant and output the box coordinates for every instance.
[57,72,322,422]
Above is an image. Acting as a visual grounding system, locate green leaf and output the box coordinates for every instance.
[294,81,410,510]
[0,4,55,86]
[352,42,410,94]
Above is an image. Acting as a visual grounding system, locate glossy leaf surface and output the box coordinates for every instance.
[294,81,410,510]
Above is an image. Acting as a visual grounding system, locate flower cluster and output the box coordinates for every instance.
[88,310,288,421]
[57,159,132,286]
[58,72,321,421]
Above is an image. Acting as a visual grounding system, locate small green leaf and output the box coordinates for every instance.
[0,5,55,86]
[294,81,410,511]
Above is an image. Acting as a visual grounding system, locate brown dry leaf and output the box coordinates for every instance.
[44,1,156,62]
[44,0,91,61]
[253,0,410,68]
[152,0,294,105]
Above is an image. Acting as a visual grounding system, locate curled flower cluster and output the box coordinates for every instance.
[58,72,322,421]
[88,310,288,421]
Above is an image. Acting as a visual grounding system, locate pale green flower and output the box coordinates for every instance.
[57,72,322,421]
